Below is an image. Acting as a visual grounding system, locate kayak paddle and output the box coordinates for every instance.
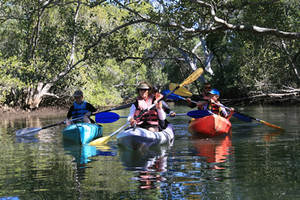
[89,110,207,146]
[15,116,84,137]
[95,102,133,113]
[89,122,130,146]
[187,110,213,118]
[163,90,285,131]
[95,112,120,123]
[15,102,133,137]
[169,83,192,96]
[96,111,202,121]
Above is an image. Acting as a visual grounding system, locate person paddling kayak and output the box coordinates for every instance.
[197,89,234,119]
[127,81,166,132]
[186,82,212,108]
[65,90,97,126]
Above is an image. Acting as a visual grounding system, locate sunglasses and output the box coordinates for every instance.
[204,87,211,89]
[138,89,148,91]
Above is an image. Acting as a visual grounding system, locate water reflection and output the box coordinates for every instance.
[15,136,39,143]
[63,142,97,164]
[191,134,233,169]
[119,143,172,190]
[63,142,117,164]
[262,131,283,142]
[0,105,299,199]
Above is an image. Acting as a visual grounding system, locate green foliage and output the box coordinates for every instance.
[0,0,299,108]
[0,56,27,105]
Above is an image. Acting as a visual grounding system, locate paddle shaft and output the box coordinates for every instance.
[93,102,132,116]
[43,116,85,129]
[109,122,130,137]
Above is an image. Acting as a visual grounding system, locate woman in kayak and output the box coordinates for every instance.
[127,81,166,132]
[196,89,234,119]
[65,90,97,125]
[153,85,176,129]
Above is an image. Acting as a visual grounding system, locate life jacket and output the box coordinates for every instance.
[208,101,225,117]
[72,100,89,119]
[134,95,159,125]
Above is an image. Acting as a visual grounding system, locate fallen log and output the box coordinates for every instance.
[222,90,300,105]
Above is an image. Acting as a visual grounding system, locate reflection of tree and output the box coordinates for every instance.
[191,134,233,169]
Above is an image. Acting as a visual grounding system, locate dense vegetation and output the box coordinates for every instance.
[0,0,299,109]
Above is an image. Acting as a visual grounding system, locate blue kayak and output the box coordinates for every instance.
[62,123,103,145]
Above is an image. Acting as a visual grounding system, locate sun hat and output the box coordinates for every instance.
[208,89,220,96]
[136,83,150,90]
[73,90,83,97]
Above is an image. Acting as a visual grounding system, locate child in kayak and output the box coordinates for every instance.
[197,89,234,119]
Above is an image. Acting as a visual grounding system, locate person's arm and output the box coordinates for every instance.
[157,106,166,121]
[85,103,97,117]
[86,103,97,112]
[187,95,203,108]
[161,101,176,117]
[127,104,137,125]
[196,101,208,110]
[66,105,74,119]
[161,101,171,114]
[225,107,235,119]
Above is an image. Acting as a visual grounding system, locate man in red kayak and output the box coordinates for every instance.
[196,89,234,119]
[186,82,212,108]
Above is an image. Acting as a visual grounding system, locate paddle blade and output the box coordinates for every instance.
[180,68,203,87]
[187,110,212,118]
[259,120,285,131]
[169,83,192,96]
[15,127,42,137]
[95,112,120,123]
[161,89,181,100]
[89,136,111,146]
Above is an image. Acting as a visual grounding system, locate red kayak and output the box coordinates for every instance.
[189,115,232,137]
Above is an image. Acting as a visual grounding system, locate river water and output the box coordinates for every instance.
[0,105,299,199]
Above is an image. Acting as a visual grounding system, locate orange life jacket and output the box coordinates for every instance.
[208,101,225,117]
[134,95,159,125]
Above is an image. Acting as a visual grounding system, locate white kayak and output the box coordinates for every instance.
[117,124,175,150]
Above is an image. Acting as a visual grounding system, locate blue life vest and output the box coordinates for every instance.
[72,100,89,119]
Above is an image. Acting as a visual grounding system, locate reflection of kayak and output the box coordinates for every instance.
[62,123,103,145]
[117,124,175,150]
[119,143,172,189]
[119,144,171,171]
[189,115,232,137]
[63,142,97,164]
[191,134,232,164]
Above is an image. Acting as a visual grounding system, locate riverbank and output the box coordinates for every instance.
[1,94,299,120]
[0,106,68,120]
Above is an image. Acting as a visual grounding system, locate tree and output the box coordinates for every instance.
[0,0,299,109]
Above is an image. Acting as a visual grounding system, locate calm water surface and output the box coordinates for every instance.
[0,105,299,199]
